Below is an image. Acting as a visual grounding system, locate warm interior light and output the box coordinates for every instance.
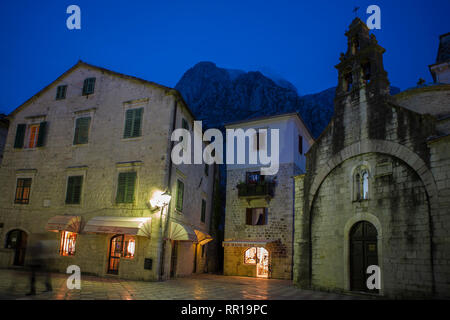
[150,190,172,208]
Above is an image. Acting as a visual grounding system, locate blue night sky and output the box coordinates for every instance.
[1,0,449,115]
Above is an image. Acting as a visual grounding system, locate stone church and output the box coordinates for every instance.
[293,19,450,298]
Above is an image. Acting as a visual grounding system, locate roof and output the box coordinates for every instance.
[8,60,195,119]
[224,112,315,142]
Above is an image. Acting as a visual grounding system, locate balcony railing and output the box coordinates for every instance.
[236,181,275,198]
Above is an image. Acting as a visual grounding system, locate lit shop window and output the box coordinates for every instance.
[244,247,257,264]
[123,236,136,258]
[60,231,77,256]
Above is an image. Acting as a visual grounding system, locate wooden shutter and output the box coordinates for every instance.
[132,108,143,137]
[246,208,252,225]
[83,78,95,95]
[176,180,184,211]
[116,172,136,203]
[14,124,26,148]
[74,117,91,144]
[201,199,206,222]
[124,109,133,138]
[66,176,83,204]
[36,121,47,147]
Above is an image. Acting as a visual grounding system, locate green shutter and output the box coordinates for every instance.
[201,200,206,222]
[176,180,184,211]
[132,108,143,137]
[124,108,143,138]
[66,176,83,204]
[14,124,26,149]
[36,121,47,147]
[73,117,91,144]
[116,172,136,203]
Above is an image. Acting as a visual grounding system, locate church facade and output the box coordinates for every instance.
[293,19,450,298]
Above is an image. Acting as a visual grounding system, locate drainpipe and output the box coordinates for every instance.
[158,98,178,281]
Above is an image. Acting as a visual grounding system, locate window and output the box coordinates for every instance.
[73,117,91,145]
[60,231,77,256]
[65,176,83,204]
[14,122,47,149]
[201,199,206,223]
[175,179,184,212]
[354,167,370,201]
[298,135,303,155]
[116,172,137,203]
[56,85,67,100]
[362,62,371,83]
[82,77,96,95]
[15,178,32,204]
[123,236,136,258]
[181,118,189,130]
[246,208,267,225]
[244,247,257,264]
[123,108,143,138]
[246,171,264,184]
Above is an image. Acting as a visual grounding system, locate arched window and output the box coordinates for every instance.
[354,167,370,201]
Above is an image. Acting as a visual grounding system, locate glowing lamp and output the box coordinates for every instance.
[150,190,172,208]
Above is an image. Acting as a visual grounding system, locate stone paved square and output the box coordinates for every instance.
[0,269,366,300]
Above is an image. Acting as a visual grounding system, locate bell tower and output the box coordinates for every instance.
[335,18,390,100]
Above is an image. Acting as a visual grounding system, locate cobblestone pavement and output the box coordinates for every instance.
[0,269,365,300]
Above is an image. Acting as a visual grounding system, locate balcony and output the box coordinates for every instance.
[236,181,275,199]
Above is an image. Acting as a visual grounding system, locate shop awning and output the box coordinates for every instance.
[194,229,213,245]
[46,215,81,233]
[222,239,271,247]
[169,221,197,242]
[83,216,152,237]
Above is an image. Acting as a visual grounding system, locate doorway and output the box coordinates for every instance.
[350,221,378,292]
[5,229,28,266]
[244,247,269,278]
[108,234,124,274]
[170,240,178,278]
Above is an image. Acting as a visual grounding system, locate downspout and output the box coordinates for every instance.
[158,98,178,281]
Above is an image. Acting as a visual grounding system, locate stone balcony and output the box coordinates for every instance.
[236,181,275,200]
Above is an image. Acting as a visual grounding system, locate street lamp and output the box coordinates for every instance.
[150,190,172,210]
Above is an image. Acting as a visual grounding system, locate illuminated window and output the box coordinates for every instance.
[15,178,32,204]
[28,124,40,148]
[244,247,257,264]
[123,236,135,258]
[60,231,77,256]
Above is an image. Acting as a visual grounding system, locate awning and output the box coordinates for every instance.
[46,215,81,233]
[194,229,213,245]
[222,239,271,247]
[169,221,197,242]
[83,216,152,237]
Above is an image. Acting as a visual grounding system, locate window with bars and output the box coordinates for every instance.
[116,172,137,203]
[60,231,77,256]
[82,78,96,95]
[15,178,32,204]
[123,236,136,258]
[66,175,83,204]
[56,85,67,100]
[123,108,143,138]
[73,117,91,145]
[175,179,184,212]
[201,199,206,223]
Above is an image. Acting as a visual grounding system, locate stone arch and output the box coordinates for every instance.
[308,139,438,213]
[343,212,383,295]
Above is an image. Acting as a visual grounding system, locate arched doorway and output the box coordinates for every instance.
[108,234,124,274]
[244,247,269,278]
[5,229,28,266]
[350,221,378,292]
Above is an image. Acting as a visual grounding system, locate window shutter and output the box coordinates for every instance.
[298,135,303,155]
[132,108,143,137]
[176,180,184,211]
[124,172,136,203]
[201,199,206,222]
[72,176,83,204]
[116,173,127,203]
[66,177,74,204]
[36,121,47,147]
[123,109,133,138]
[14,124,26,149]
[246,208,252,225]
[74,117,91,144]
[83,78,96,95]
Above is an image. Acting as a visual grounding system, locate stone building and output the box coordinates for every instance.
[0,114,8,165]
[293,19,450,298]
[429,32,450,84]
[223,113,314,279]
[0,61,214,281]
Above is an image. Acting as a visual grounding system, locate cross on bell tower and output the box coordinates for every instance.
[335,18,390,100]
